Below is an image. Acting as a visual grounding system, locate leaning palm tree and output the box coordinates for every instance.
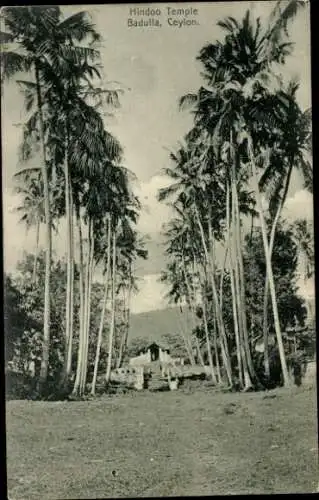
[258,87,312,377]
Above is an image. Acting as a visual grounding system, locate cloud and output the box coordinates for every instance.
[283,189,313,222]
[134,174,173,235]
[2,188,70,273]
[2,172,172,271]
[130,273,169,314]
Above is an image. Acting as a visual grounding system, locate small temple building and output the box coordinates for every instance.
[129,342,172,366]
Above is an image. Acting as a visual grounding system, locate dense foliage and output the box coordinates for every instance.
[158,1,314,390]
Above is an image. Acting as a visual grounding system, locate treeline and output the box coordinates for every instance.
[2,7,147,398]
[5,253,142,399]
[158,1,314,390]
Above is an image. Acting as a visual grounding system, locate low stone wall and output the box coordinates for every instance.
[110,365,145,390]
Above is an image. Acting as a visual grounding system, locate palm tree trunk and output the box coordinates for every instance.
[35,64,51,392]
[194,203,233,386]
[67,187,75,377]
[195,336,205,367]
[32,218,40,285]
[116,281,130,369]
[181,252,203,362]
[122,277,133,363]
[234,180,255,380]
[263,161,293,377]
[73,214,85,395]
[229,255,244,388]
[202,296,217,383]
[248,139,291,387]
[91,215,111,395]
[212,316,221,383]
[116,282,127,368]
[249,214,255,338]
[81,221,95,393]
[224,181,242,386]
[79,233,90,394]
[190,258,210,368]
[219,244,229,313]
[105,227,117,383]
[176,306,196,365]
[230,151,254,389]
[227,183,244,388]
[62,134,73,385]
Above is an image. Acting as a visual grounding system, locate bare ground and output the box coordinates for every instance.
[6,383,318,499]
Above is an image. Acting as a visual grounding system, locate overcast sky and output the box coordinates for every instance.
[2,2,313,313]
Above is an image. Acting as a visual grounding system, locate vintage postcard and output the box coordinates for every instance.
[2,1,316,498]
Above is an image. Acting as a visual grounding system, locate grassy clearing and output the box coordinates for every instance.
[6,383,318,499]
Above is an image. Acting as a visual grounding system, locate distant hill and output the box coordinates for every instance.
[128,306,193,345]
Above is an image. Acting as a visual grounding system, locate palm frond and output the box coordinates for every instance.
[57,11,101,44]
[179,93,198,111]
[1,50,32,80]
[298,157,313,193]
[267,0,305,46]
[217,16,239,33]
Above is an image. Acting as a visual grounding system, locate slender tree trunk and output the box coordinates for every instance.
[62,131,74,386]
[212,316,221,383]
[249,214,256,339]
[195,335,205,367]
[79,232,90,395]
[226,180,244,388]
[190,259,210,368]
[116,286,125,368]
[67,188,75,376]
[105,227,117,383]
[194,204,232,386]
[76,219,94,395]
[73,214,85,395]
[122,278,133,363]
[176,306,196,365]
[234,179,255,381]
[81,221,95,393]
[116,328,126,369]
[116,281,130,369]
[35,64,51,392]
[181,253,203,364]
[202,296,217,383]
[91,215,111,394]
[229,255,244,388]
[230,150,254,389]
[248,140,291,387]
[208,219,226,385]
[263,162,293,377]
[219,244,229,313]
[32,218,40,285]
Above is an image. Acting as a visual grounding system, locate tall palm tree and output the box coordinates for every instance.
[259,90,312,377]
[176,1,307,387]
[2,6,62,389]
[159,144,233,386]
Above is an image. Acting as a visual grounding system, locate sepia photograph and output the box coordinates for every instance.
[1,1,317,498]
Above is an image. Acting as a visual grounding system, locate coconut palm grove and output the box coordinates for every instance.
[2,2,317,498]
